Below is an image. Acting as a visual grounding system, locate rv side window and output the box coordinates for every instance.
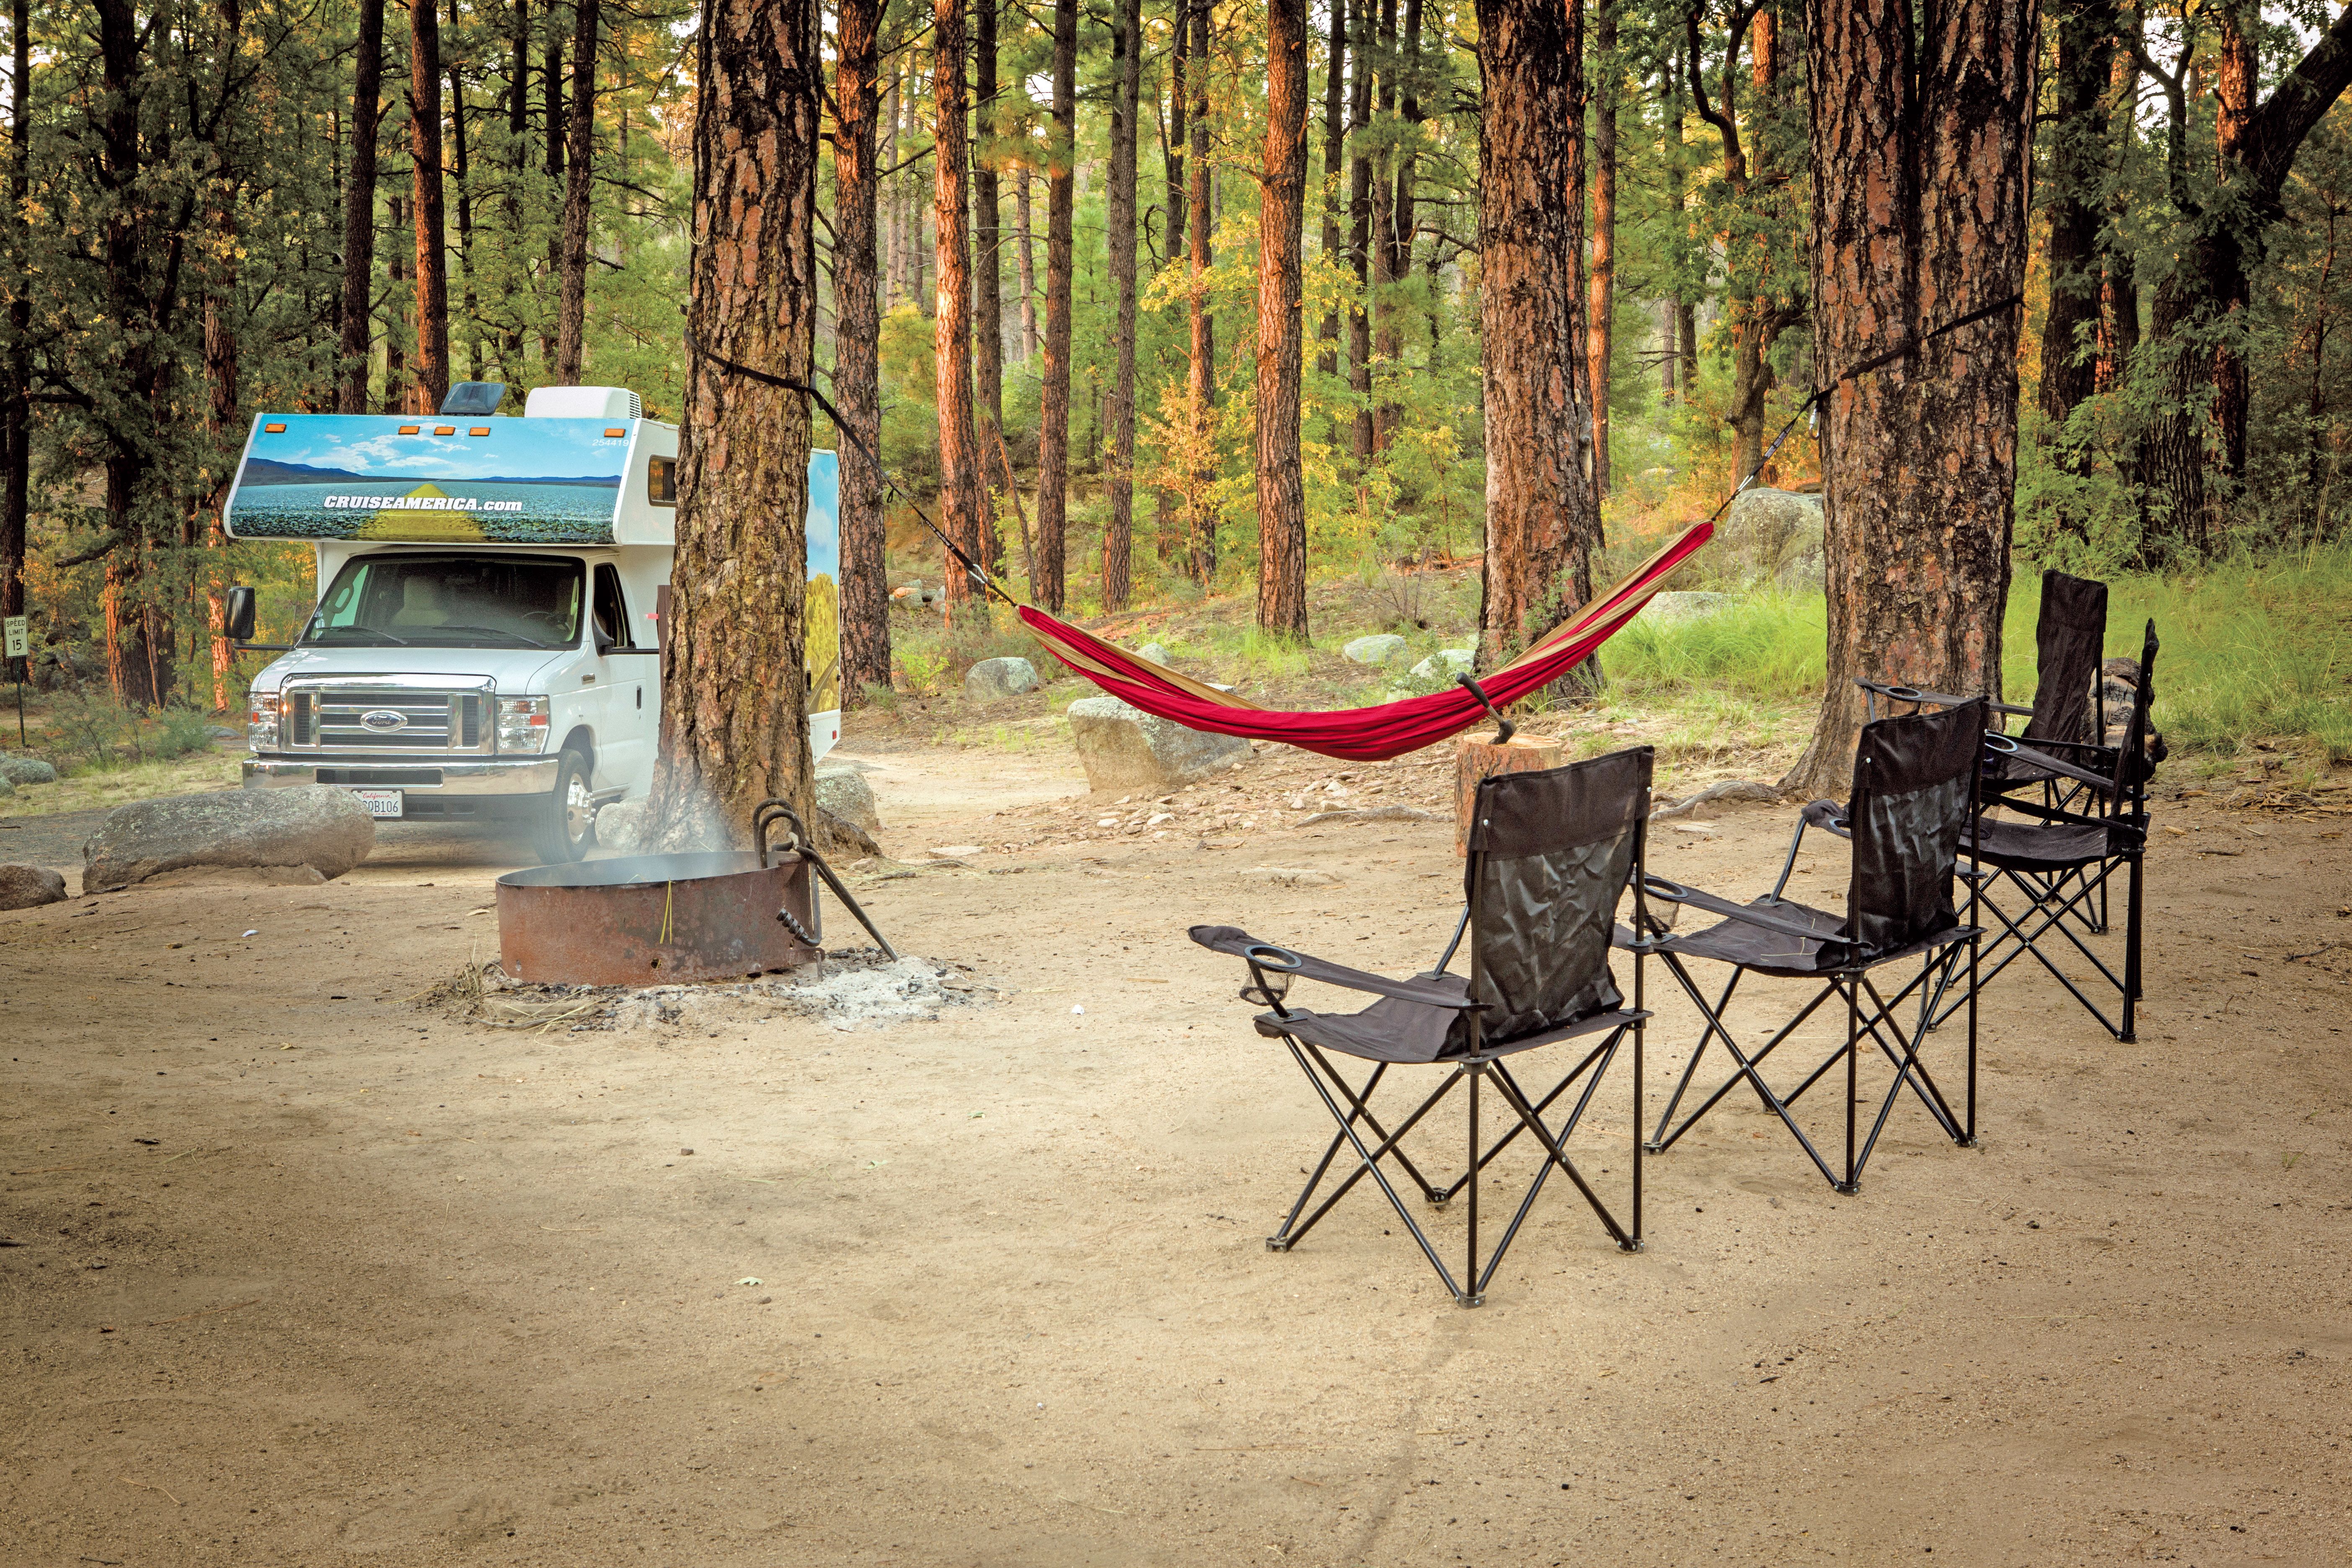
[647,457,676,507]
[592,565,634,650]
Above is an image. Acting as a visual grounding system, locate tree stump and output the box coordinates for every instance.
[1455,732,1566,856]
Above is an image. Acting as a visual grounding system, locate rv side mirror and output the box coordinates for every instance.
[224,585,258,643]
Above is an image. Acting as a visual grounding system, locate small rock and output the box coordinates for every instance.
[1066,694,1251,792]
[594,797,647,854]
[81,785,374,894]
[1342,633,1410,666]
[0,774,13,799]
[928,844,983,858]
[1408,648,1475,682]
[1646,591,1732,624]
[965,655,1040,700]
[1719,487,1825,591]
[1135,642,1170,666]
[0,864,68,910]
[0,753,58,786]
[1241,865,1341,887]
[815,767,882,831]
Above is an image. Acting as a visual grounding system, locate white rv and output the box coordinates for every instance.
[224,382,843,863]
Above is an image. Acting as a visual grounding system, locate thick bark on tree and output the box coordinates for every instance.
[1346,0,1374,459]
[2,0,28,629]
[1103,0,1141,609]
[934,0,987,617]
[1184,0,1217,585]
[410,0,452,414]
[554,0,598,380]
[2037,0,2116,469]
[1168,0,1189,263]
[836,0,890,700]
[974,0,1003,454]
[1255,0,1311,640]
[1474,0,1598,682]
[1318,0,1343,379]
[1782,0,2033,798]
[1037,0,1078,611]
[339,0,386,413]
[2097,15,2141,394]
[1587,0,1615,499]
[652,0,822,847]
[542,9,564,367]
[1014,164,1038,363]
[1689,2,1794,485]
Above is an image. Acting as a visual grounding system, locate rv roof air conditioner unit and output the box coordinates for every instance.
[524,385,643,421]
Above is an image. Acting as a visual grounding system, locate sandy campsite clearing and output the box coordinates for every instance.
[4,733,2349,1567]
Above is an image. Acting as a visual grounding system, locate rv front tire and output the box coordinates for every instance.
[533,750,598,864]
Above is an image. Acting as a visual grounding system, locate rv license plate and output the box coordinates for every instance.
[349,788,404,820]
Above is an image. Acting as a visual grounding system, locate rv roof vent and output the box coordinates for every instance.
[523,385,642,421]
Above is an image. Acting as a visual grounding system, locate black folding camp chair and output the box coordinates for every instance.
[1190,747,1655,1308]
[1923,619,2163,1040]
[1621,701,1986,1194]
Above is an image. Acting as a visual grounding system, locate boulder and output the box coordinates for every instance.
[1343,633,1410,666]
[594,797,647,854]
[1066,694,1251,792]
[1718,487,1825,591]
[0,753,58,786]
[0,773,12,799]
[1135,642,1170,666]
[1645,591,1732,624]
[0,863,67,910]
[1408,647,1475,682]
[81,785,374,894]
[815,766,882,831]
[965,656,1040,700]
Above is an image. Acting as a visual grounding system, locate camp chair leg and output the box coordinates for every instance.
[1488,1057,1637,1257]
[1439,1033,1618,1202]
[2122,850,2144,1043]
[1271,1048,1464,1253]
[1463,1068,1481,1308]
[1273,1039,1468,1300]
[1926,862,2130,1038]
[1647,967,1746,1151]
[1840,976,1860,1194]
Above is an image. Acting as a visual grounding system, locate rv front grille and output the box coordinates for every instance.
[278,680,497,755]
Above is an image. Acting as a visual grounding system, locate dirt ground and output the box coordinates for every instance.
[4,732,2349,1568]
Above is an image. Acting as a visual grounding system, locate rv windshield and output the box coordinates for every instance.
[303,554,583,650]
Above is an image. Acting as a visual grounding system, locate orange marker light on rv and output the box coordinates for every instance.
[398,425,421,435]
[603,427,627,438]
[433,425,456,436]
[263,422,286,433]
[469,427,491,436]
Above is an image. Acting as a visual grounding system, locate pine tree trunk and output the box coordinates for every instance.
[202,213,239,712]
[502,0,528,377]
[554,0,597,380]
[1015,164,1037,363]
[1184,0,1217,585]
[835,0,890,700]
[1159,0,1190,558]
[651,0,821,848]
[1346,0,1373,459]
[1103,0,1140,610]
[933,0,987,617]
[541,9,564,368]
[339,0,386,413]
[411,0,451,414]
[1475,0,1598,679]
[1318,0,1343,380]
[1368,0,1397,451]
[2,0,28,629]
[1256,0,1310,639]
[1390,0,1421,418]
[385,192,410,413]
[1037,0,1078,611]
[2096,15,2139,393]
[974,0,1003,444]
[448,20,479,384]
[1587,0,1615,499]
[1782,0,2032,798]
[2037,0,2116,469]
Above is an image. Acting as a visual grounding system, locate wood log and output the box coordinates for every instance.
[1455,732,1565,855]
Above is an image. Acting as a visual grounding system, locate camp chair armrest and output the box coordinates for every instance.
[1855,678,2003,711]
[1637,877,1835,945]
[1188,925,1485,1010]
[1985,733,2115,793]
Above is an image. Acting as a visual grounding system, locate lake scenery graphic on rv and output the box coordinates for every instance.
[224,414,628,543]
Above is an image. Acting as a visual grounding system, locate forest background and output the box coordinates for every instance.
[0,0,2347,778]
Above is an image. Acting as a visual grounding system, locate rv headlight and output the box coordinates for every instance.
[247,692,280,751]
[497,696,550,755]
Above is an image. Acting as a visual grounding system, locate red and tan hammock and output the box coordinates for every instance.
[1016,519,1713,763]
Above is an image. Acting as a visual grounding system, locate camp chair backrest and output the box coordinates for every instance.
[1844,699,1985,962]
[1463,746,1652,1045]
[2027,570,2109,747]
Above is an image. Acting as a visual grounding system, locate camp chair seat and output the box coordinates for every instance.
[1639,896,1969,981]
[1961,817,2115,872]
[1244,968,1642,1064]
